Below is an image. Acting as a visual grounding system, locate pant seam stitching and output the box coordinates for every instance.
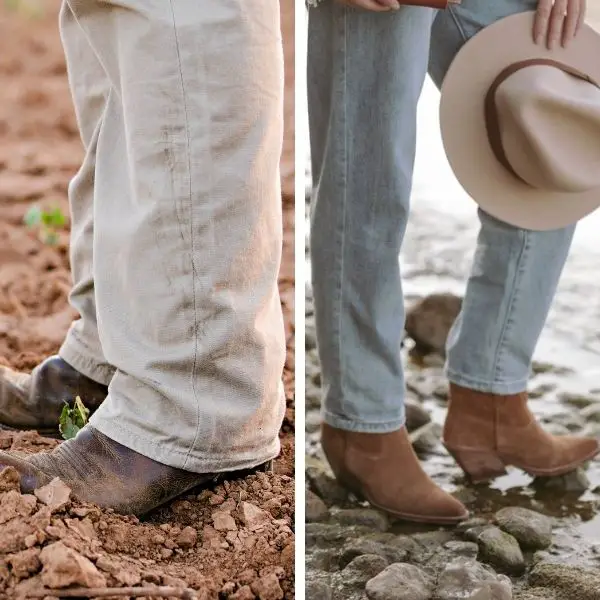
[447,4,469,43]
[168,1,200,470]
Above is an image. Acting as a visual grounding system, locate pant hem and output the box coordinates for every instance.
[89,410,281,474]
[322,409,405,433]
[446,368,528,395]
[59,335,115,387]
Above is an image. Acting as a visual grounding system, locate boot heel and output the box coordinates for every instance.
[444,444,507,483]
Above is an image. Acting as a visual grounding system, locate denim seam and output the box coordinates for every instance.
[168,1,201,470]
[447,4,469,43]
[322,408,404,433]
[491,230,530,383]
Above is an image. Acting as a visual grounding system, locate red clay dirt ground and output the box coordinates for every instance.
[0,1,295,599]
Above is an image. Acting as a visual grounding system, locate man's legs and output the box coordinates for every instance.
[59,0,286,473]
[430,0,598,480]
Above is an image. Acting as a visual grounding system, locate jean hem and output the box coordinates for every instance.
[446,368,528,395]
[323,409,405,433]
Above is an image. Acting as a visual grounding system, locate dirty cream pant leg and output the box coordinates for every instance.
[58,1,115,386]
[61,0,286,472]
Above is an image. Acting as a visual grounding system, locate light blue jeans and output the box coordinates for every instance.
[307,0,576,433]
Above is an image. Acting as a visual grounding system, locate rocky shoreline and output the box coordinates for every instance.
[305,291,600,600]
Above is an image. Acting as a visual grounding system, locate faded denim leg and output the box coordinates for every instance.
[308,3,435,432]
[429,0,576,394]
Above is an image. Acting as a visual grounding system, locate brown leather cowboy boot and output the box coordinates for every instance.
[0,425,272,516]
[321,423,468,524]
[0,356,108,434]
[443,383,600,483]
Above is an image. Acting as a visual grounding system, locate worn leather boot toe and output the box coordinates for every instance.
[0,425,272,516]
[0,356,108,433]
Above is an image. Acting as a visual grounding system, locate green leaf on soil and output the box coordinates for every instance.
[23,205,42,227]
[59,396,90,441]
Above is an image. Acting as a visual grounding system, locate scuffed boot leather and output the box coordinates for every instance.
[321,423,468,524]
[0,356,108,433]
[0,425,272,516]
[444,383,600,483]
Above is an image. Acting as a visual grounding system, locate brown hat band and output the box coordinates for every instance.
[484,58,600,185]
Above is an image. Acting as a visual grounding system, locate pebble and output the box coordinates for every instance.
[240,502,270,531]
[333,508,389,532]
[435,559,513,600]
[528,562,600,600]
[306,490,329,523]
[213,512,237,532]
[405,402,431,432]
[176,526,197,549]
[306,468,349,506]
[339,540,408,569]
[494,507,552,550]
[476,527,525,575]
[365,564,433,600]
[0,467,20,493]
[306,579,332,600]
[342,554,389,587]
[251,572,284,600]
[33,478,72,513]
[40,541,106,589]
[580,403,600,422]
[444,541,479,559]
[532,469,590,493]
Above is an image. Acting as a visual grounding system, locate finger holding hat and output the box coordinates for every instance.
[534,0,586,49]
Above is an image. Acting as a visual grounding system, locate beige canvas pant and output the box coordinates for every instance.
[57,0,286,473]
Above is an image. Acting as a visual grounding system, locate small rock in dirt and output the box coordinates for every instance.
[333,508,389,532]
[366,563,433,600]
[251,572,284,600]
[405,402,431,432]
[444,541,479,560]
[435,559,512,600]
[306,490,329,523]
[34,478,71,512]
[213,511,238,532]
[231,585,256,600]
[306,467,349,506]
[0,490,37,524]
[0,467,20,492]
[305,579,332,600]
[494,507,552,550]
[340,539,407,569]
[240,502,270,531]
[529,562,600,600]
[40,541,106,588]
[477,527,525,575]
[6,547,41,580]
[177,526,198,549]
[532,469,590,493]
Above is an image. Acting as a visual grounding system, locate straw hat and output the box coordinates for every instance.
[440,11,600,230]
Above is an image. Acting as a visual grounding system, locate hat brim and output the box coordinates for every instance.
[440,12,600,231]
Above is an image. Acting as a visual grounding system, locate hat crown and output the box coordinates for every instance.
[493,65,600,193]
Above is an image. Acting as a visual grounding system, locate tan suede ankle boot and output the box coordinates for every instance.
[443,383,600,483]
[321,423,468,524]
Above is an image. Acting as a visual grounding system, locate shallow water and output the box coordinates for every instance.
[302,8,600,567]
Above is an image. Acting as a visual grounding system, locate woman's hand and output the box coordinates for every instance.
[336,0,400,11]
[534,0,586,49]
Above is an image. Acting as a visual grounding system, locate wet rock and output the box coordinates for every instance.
[477,527,525,575]
[406,402,432,433]
[40,541,106,588]
[340,540,408,569]
[342,554,389,588]
[435,559,512,600]
[494,507,552,550]
[532,468,590,493]
[306,579,332,600]
[176,526,197,549]
[580,403,600,422]
[213,512,237,532]
[457,518,489,533]
[307,548,337,572]
[444,541,479,560]
[557,392,598,409]
[6,548,41,580]
[34,478,71,513]
[307,523,367,547]
[366,563,433,600]
[410,422,442,454]
[240,502,270,531]
[306,468,349,507]
[251,572,284,600]
[404,293,462,357]
[333,508,389,532]
[463,525,495,544]
[528,562,600,600]
[306,490,329,523]
[0,466,20,492]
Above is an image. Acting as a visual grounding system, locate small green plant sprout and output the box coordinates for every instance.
[24,205,67,246]
[59,396,89,441]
